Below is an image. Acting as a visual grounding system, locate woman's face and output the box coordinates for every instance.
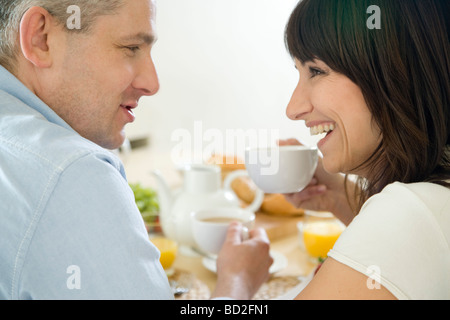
[286,59,382,176]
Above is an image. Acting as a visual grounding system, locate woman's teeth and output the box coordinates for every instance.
[310,124,335,136]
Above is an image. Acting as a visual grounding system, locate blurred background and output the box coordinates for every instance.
[124,0,320,163]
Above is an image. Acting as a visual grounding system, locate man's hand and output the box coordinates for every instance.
[211,222,273,300]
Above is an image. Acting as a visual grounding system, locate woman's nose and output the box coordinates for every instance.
[286,81,313,121]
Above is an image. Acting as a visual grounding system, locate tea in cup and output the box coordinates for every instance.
[191,208,255,254]
[245,145,318,194]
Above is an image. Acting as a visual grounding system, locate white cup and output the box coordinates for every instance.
[191,208,255,254]
[245,145,318,194]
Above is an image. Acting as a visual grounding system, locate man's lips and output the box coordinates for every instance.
[121,101,138,109]
[120,104,137,122]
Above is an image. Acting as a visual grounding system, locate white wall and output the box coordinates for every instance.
[126,0,320,162]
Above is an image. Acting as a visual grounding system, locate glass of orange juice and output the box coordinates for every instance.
[298,211,345,263]
[150,236,178,276]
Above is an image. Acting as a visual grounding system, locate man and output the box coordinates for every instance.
[0,0,272,299]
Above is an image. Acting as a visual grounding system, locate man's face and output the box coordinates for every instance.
[41,0,159,149]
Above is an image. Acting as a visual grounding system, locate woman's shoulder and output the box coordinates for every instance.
[365,181,449,217]
[347,181,448,235]
[376,181,450,243]
[358,181,449,235]
[386,181,450,196]
[376,182,449,224]
[329,181,450,299]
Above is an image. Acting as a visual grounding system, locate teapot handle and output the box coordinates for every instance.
[223,170,264,213]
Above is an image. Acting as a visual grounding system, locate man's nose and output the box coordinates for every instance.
[133,55,160,96]
[286,81,313,121]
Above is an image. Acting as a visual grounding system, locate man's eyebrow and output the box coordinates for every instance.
[119,32,157,45]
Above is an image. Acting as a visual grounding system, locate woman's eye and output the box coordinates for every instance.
[309,67,323,78]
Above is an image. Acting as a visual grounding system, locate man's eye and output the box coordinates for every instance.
[121,46,140,55]
[126,46,140,53]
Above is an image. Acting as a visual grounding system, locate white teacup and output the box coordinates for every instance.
[245,145,318,194]
[191,208,255,254]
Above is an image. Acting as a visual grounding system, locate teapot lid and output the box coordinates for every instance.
[182,164,221,193]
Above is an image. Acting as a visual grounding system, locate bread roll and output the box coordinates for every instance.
[207,154,304,216]
[206,154,246,172]
[230,176,256,204]
[228,169,304,216]
[261,194,304,216]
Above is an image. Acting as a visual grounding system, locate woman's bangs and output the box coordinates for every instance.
[285,4,316,63]
[285,0,337,65]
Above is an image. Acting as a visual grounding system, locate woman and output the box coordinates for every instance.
[282,0,449,299]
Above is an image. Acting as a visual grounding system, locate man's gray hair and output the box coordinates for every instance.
[0,0,124,73]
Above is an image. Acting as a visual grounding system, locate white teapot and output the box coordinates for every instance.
[152,164,263,247]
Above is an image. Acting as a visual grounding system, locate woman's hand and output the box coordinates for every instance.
[279,139,357,225]
[211,222,273,300]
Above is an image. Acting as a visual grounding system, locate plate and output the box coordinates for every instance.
[202,250,288,275]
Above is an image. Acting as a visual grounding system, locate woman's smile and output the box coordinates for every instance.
[286,59,382,175]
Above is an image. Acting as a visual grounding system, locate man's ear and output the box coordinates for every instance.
[19,6,57,68]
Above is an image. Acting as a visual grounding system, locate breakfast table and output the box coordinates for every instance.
[169,222,317,300]
[119,146,319,300]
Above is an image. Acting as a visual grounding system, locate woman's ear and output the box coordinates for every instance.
[19,6,56,68]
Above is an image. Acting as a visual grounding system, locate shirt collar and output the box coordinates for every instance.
[0,65,74,132]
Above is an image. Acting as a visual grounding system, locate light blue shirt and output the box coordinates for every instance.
[0,66,173,300]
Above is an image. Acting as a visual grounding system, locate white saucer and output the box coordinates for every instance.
[202,250,288,275]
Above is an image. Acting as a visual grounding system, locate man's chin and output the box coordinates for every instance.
[92,132,127,151]
[108,137,127,151]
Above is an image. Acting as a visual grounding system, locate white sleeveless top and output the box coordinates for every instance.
[328,182,450,300]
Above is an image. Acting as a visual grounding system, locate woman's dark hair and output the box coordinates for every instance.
[285,0,450,212]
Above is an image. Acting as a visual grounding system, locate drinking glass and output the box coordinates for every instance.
[298,211,345,263]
